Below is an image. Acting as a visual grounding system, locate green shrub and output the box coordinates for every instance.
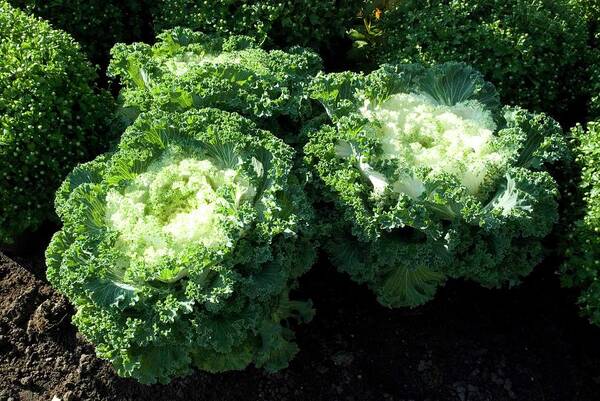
[589,53,600,120]
[361,0,590,123]
[586,3,600,120]
[0,1,114,244]
[150,0,362,51]
[580,0,600,120]
[562,121,600,324]
[8,0,144,63]
[46,107,316,384]
[304,63,566,307]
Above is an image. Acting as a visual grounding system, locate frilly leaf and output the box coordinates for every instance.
[85,278,138,310]
[379,264,446,308]
[419,62,500,114]
[486,174,534,217]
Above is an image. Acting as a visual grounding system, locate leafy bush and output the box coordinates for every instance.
[0,1,114,244]
[304,63,566,308]
[587,9,600,121]
[562,122,600,324]
[588,53,600,121]
[108,28,322,143]
[8,0,144,64]
[580,0,600,120]
[359,0,590,123]
[46,108,316,384]
[150,0,362,51]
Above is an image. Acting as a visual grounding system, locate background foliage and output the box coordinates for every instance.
[0,1,114,244]
[352,0,593,124]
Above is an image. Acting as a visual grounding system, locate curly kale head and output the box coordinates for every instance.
[7,0,143,64]
[45,108,317,384]
[150,0,362,51]
[0,1,114,244]
[304,63,566,308]
[360,0,591,123]
[562,122,600,325]
[108,28,322,142]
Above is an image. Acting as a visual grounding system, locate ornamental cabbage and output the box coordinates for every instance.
[358,0,591,124]
[46,108,316,384]
[0,1,114,244]
[562,122,600,325]
[304,63,566,308]
[108,28,322,143]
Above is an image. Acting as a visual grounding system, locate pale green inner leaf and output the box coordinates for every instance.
[105,149,255,277]
[357,92,510,197]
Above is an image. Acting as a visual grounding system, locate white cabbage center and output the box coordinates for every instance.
[360,93,506,196]
[105,151,253,267]
[165,51,243,76]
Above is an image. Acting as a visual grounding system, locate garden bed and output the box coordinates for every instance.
[2,2,600,399]
[2,240,600,401]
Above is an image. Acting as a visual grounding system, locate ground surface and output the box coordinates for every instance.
[1,228,600,401]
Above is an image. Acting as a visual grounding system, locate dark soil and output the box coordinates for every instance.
[2,235,600,401]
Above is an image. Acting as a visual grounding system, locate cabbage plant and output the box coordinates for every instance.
[108,28,322,142]
[46,108,316,384]
[304,63,566,308]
